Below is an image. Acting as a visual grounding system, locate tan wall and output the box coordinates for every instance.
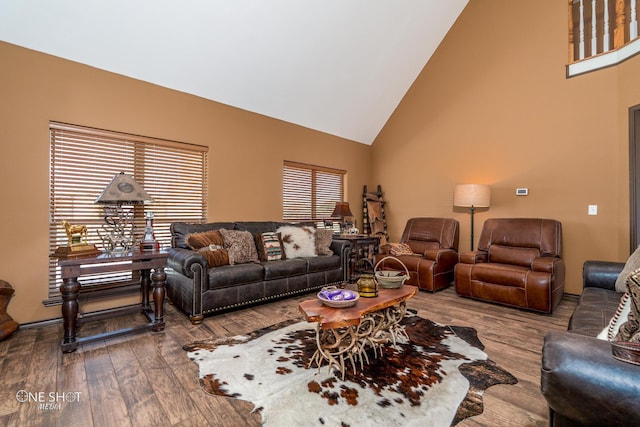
[0,41,372,323]
[372,0,640,295]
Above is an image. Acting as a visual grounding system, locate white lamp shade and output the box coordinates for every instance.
[453,184,490,208]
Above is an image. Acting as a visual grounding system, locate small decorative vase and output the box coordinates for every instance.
[0,280,19,341]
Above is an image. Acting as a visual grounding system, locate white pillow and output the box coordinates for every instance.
[615,245,640,292]
[276,225,317,258]
[597,292,631,341]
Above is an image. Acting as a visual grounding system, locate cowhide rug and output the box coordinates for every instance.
[183,313,516,426]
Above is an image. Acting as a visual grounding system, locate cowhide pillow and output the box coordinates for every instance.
[315,229,334,256]
[255,232,285,261]
[276,225,317,258]
[218,229,259,265]
[616,268,640,342]
[197,244,230,267]
[185,230,224,250]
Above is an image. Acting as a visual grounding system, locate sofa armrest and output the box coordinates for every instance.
[330,238,351,257]
[541,331,640,426]
[583,260,625,291]
[167,247,207,279]
[458,250,487,264]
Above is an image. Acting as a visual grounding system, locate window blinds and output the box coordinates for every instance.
[282,161,345,222]
[47,122,207,299]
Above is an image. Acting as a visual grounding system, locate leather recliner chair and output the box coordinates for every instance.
[376,217,459,292]
[454,218,565,313]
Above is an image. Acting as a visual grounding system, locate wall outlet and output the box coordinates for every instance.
[588,205,598,215]
[515,188,528,196]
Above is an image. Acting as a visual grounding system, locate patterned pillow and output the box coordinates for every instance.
[277,225,317,258]
[185,230,224,250]
[615,245,640,292]
[597,292,631,341]
[388,243,414,256]
[197,244,230,267]
[255,232,284,261]
[218,229,259,265]
[616,268,640,342]
[315,229,334,256]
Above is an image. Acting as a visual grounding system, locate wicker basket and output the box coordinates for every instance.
[374,256,409,289]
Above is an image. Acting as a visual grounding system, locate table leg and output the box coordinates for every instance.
[140,268,151,311]
[151,267,166,331]
[60,276,81,353]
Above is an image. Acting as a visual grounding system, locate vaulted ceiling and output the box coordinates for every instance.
[0,1,468,144]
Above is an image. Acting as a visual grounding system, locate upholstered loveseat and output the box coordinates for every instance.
[166,221,350,324]
[541,260,640,426]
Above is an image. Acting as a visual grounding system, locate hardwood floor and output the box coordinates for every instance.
[0,287,577,426]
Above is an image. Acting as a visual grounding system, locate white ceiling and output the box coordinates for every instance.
[0,0,467,145]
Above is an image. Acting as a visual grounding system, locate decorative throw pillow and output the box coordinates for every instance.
[185,230,225,250]
[315,229,334,256]
[615,245,640,292]
[388,242,414,256]
[597,292,631,341]
[277,225,317,258]
[197,244,230,267]
[218,229,259,265]
[255,232,284,261]
[616,268,640,342]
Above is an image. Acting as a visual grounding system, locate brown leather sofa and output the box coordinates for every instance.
[454,218,565,313]
[166,221,350,324]
[376,217,459,292]
[541,261,640,426]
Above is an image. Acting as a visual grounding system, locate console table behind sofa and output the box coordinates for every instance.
[166,221,350,324]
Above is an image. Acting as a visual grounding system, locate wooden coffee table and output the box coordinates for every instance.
[299,285,418,378]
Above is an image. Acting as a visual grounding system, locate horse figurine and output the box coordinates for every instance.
[62,220,88,246]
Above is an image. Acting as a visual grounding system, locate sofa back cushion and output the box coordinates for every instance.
[171,222,236,249]
[234,221,279,235]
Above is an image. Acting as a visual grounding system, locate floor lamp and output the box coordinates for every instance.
[453,184,491,251]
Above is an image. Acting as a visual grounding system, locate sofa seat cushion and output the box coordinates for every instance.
[568,287,623,337]
[206,263,264,290]
[307,254,341,273]
[262,259,307,280]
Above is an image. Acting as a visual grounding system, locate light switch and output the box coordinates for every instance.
[588,205,598,215]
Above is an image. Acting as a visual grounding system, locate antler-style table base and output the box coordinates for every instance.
[299,285,417,379]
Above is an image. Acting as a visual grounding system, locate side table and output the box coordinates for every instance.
[54,250,168,353]
[334,234,380,282]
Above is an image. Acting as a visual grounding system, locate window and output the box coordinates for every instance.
[47,122,207,299]
[282,161,345,226]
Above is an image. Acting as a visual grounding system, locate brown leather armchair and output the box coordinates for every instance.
[454,218,565,313]
[376,217,459,292]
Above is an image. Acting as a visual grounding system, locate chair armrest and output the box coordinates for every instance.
[541,331,640,425]
[583,260,625,291]
[167,248,207,279]
[423,248,458,263]
[531,256,563,273]
[458,250,487,264]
